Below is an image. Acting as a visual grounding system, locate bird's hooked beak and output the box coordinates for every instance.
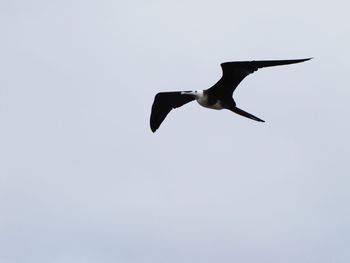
[181,91,196,97]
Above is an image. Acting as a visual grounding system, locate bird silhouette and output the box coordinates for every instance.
[150,58,311,132]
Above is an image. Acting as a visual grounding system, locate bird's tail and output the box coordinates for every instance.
[229,106,265,122]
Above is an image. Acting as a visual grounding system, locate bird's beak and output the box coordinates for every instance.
[181,91,195,96]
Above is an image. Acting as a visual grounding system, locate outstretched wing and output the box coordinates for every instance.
[150,91,195,132]
[207,58,312,98]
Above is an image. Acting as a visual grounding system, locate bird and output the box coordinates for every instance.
[150,58,311,132]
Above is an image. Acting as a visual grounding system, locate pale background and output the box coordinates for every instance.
[1,0,349,262]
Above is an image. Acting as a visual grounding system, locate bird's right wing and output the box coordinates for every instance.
[150,92,195,132]
[207,58,312,98]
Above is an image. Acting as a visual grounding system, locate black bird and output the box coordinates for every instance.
[150,58,311,132]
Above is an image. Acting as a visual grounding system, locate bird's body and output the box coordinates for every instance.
[150,58,311,132]
[183,90,220,110]
[193,90,225,110]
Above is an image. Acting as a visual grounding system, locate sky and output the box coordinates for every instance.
[1,0,350,262]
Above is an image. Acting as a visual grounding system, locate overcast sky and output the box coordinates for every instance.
[1,0,350,262]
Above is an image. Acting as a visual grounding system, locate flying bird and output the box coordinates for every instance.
[150,58,311,132]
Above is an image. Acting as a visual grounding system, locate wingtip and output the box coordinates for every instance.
[150,125,157,133]
[304,57,313,61]
[288,57,313,63]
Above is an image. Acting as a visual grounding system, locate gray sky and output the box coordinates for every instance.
[1,0,350,262]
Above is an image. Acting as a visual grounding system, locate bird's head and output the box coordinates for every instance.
[181,90,204,98]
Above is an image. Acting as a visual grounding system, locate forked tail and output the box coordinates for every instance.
[230,106,265,122]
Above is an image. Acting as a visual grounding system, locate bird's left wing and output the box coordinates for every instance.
[150,91,195,132]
